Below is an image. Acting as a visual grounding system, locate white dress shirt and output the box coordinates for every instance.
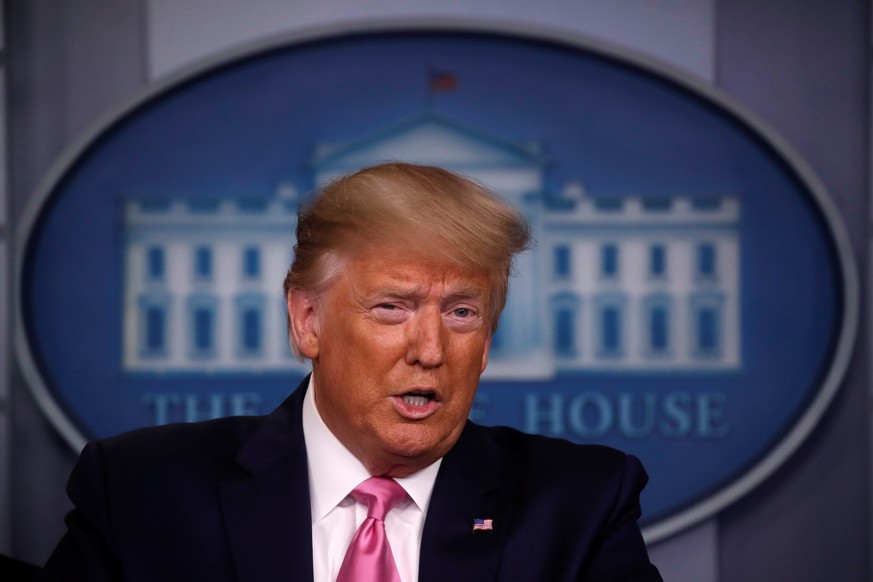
[302,377,441,582]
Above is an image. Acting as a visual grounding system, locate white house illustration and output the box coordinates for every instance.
[122,111,741,377]
[122,188,305,374]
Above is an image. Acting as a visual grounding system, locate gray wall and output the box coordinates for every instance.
[3,1,869,580]
[716,1,870,579]
[5,0,149,563]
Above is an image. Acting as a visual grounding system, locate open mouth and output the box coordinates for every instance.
[393,390,441,420]
[401,391,436,407]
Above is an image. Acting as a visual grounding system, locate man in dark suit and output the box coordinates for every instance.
[40,163,662,581]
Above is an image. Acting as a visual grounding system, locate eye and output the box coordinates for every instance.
[453,307,473,318]
[372,302,408,323]
[445,305,483,331]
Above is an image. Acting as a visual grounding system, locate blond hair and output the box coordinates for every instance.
[284,162,531,354]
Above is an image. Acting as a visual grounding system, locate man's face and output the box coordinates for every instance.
[289,245,492,477]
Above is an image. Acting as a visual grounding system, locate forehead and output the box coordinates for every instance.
[336,245,492,298]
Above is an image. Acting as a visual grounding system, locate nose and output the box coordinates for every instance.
[405,308,446,368]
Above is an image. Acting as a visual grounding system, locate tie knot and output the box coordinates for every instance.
[350,477,407,521]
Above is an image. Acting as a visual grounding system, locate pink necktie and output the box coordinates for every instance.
[336,477,408,582]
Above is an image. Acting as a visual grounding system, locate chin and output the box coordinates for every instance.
[382,426,456,461]
[384,439,438,460]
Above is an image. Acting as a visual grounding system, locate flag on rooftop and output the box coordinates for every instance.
[429,70,458,92]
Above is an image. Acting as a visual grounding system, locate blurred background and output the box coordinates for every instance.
[1,1,869,580]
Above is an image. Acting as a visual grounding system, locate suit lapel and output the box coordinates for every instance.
[219,379,314,582]
[419,423,513,582]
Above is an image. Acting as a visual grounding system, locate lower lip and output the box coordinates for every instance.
[392,395,441,420]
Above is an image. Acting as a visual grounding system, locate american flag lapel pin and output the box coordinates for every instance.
[472,518,493,532]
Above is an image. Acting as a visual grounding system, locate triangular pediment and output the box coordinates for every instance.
[312,111,544,172]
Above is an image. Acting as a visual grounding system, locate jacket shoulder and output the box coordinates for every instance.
[471,423,648,492]
[79,415,266,484]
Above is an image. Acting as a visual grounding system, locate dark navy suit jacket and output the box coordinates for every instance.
[40,379,662,581]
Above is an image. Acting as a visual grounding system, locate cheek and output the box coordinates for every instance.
[453,336,490,370]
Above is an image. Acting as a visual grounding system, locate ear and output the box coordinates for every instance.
[287,290,321,360]
[480,334,492,374]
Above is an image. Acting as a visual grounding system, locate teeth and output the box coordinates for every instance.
[402,394,431,407]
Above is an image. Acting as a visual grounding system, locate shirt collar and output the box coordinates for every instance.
[302,375,442,523]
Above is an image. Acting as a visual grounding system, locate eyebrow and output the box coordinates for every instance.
[370,287,420,300]
[446,282,488,301]
[370,282,488,302]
